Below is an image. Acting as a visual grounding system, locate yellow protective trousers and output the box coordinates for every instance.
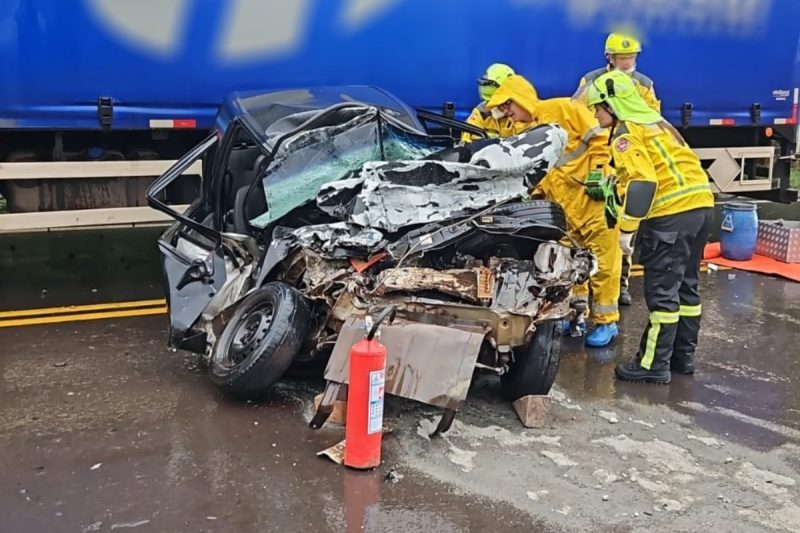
[569,213,622,324]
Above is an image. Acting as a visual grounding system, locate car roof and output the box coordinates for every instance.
[220,85,425,142]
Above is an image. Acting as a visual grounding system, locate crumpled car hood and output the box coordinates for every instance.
[317,124,567,232]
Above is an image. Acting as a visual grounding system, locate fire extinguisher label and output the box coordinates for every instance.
[368,369,385,435]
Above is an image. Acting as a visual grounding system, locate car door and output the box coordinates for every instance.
[146,132,234,350]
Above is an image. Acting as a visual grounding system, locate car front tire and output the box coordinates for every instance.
[209,282,312,400]
[501,319,562,401]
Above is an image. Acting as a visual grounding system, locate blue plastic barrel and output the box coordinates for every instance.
[720,201,759,261]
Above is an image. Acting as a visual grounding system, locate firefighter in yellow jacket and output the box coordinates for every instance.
[461,63,521,142]
[578,33,660,306]
[486,75,622,347]
[579,70,714,383]
[579,33,660,113]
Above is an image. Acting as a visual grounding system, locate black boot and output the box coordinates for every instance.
[615,361,671,384]
[670,355,695,375]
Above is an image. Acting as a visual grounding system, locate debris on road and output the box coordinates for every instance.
[89,463,102,471]
[540,450,578,467]
[688,434,723,447]
[526,489,549,502]
[598,410,620,424]
[385,469,404,483]
[317,440,346,465]
[110,520,150,530]
[658,499,684,512]
[592,469,619,485]
[512,395,551,428]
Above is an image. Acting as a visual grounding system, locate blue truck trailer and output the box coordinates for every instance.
[1,0,798,227]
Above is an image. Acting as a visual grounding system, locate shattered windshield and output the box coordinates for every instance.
[249,107,450,228]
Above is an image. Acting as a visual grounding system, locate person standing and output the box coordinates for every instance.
[578,33,661,306]
[579,70,714,383]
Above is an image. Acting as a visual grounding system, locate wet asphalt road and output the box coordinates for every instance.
[1,224,800,532]
[560,271,800,450]
[0,316,546,533]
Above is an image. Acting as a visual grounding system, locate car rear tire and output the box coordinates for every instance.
[501,319,562,401]
[210,282,312,400]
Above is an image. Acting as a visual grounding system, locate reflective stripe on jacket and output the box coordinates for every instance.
[612,122,714,232]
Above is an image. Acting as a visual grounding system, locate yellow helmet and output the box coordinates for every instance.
[605,33,641,55]
[478,63,515,102]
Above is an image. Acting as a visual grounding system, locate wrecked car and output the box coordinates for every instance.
[146,86,594,432]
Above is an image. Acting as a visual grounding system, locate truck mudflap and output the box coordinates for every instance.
[310,316,486,435]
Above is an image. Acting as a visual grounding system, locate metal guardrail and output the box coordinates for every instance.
[0,160,201,233]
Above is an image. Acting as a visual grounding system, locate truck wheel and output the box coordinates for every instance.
[501,319,562,401]
[210,282,312,400]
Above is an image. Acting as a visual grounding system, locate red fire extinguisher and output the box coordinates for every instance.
[344,305,396,470]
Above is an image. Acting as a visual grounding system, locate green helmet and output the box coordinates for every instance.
[478,63,515,102]
[584,70,661,124]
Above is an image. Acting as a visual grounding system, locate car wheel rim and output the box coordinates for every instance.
[220,303,274,370]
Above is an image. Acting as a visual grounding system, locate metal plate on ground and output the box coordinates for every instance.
[325,317,485,410]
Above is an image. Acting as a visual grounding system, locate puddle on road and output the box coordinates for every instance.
[556,271,800,451]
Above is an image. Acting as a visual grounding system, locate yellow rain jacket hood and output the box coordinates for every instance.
[485,75,539,132]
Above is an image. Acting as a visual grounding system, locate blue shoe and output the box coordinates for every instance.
[562,317,586,337]
[586,323,619,347]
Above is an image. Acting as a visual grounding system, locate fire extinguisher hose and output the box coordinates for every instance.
[367,305,397,341]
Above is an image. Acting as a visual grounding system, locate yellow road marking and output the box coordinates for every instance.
[0,306,167,328]
[0,299,166,319]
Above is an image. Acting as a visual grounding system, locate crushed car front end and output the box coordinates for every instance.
[146,86,594,419]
